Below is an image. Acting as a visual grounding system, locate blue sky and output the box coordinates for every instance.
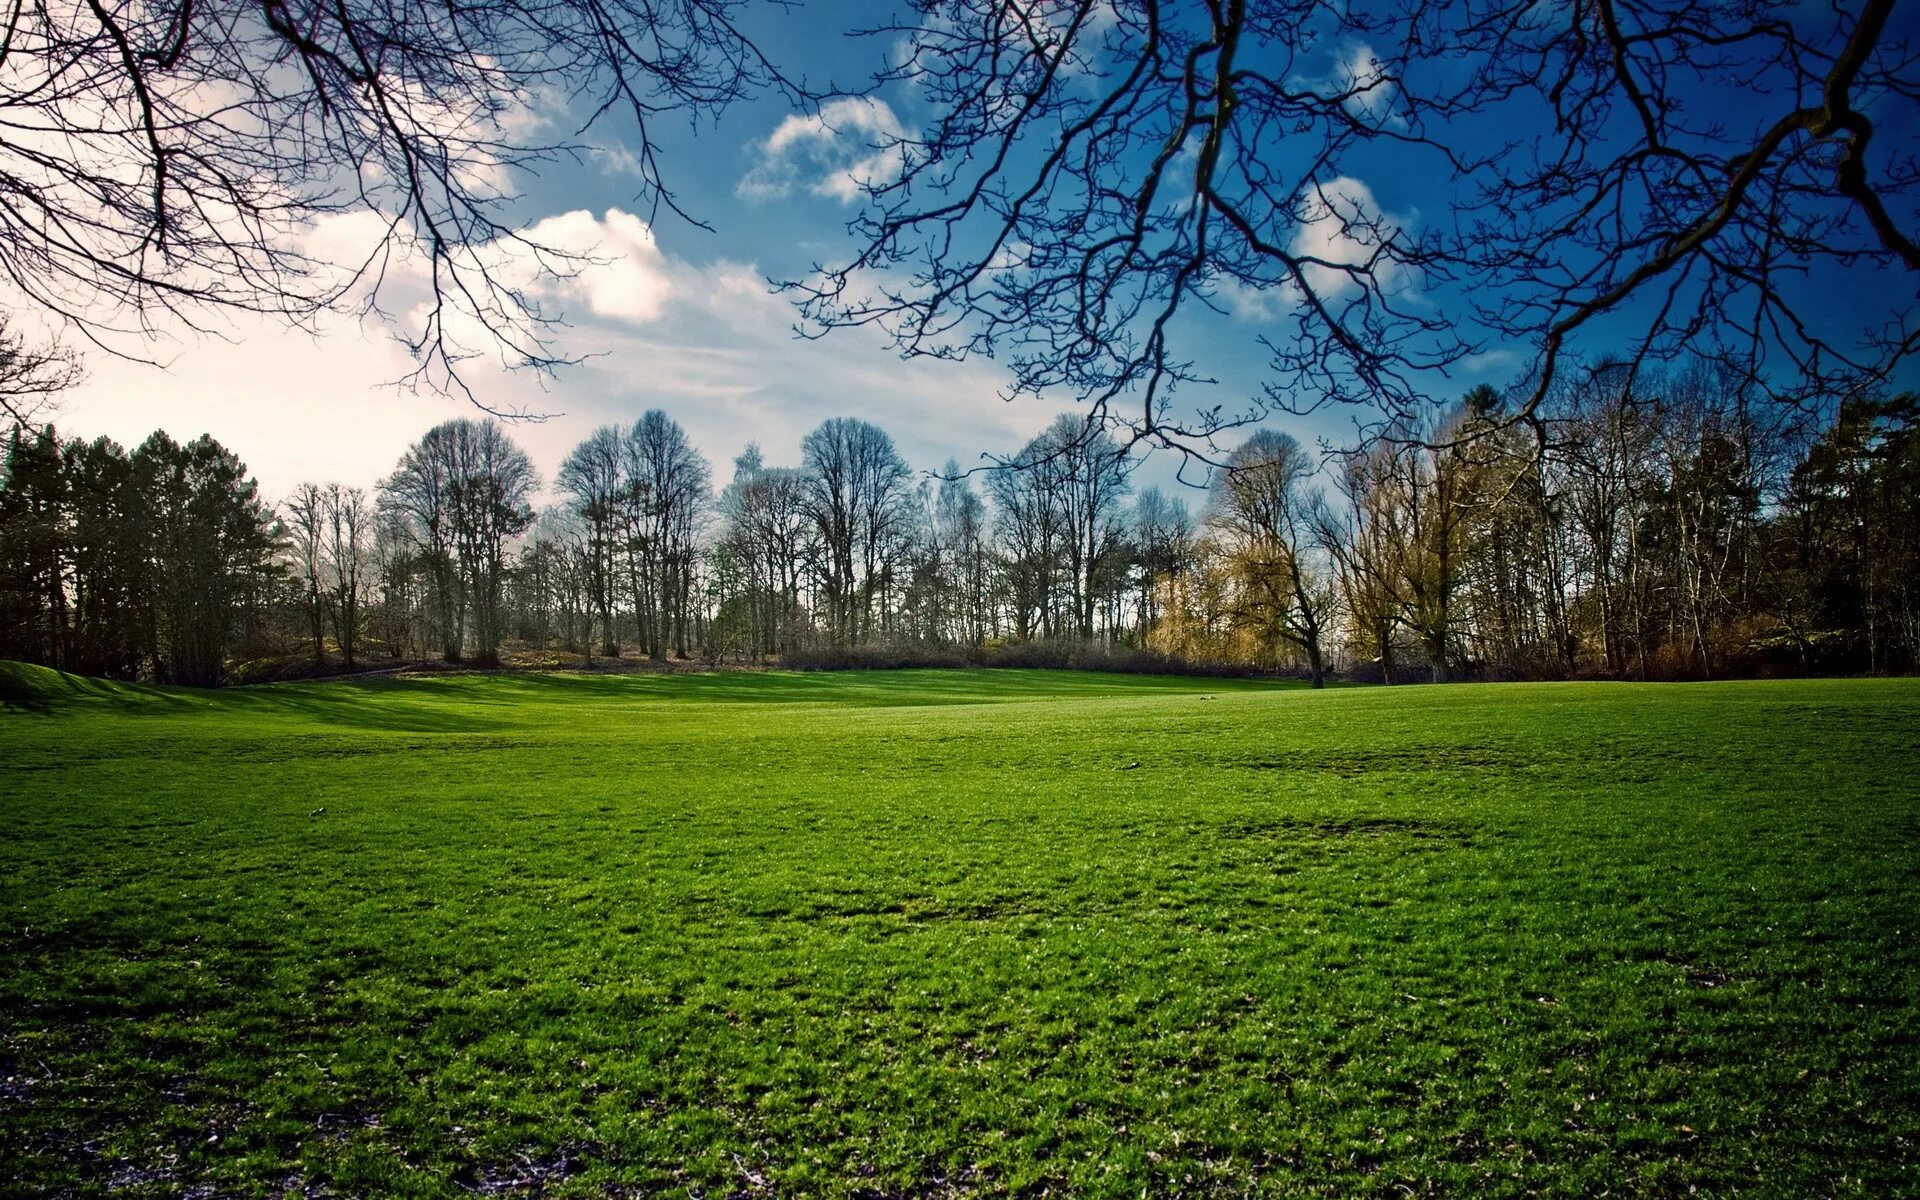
[52,2,1918,507]
[51,6,1386,504]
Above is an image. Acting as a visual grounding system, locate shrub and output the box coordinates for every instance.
[778,638,1296,680]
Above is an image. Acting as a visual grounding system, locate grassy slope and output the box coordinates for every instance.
[1,665,1916,1197]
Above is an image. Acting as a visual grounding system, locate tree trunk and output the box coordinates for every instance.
[309,583,326,667]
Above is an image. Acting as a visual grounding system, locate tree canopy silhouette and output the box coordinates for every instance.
[0,0,797,400]
[796,0,1918,445]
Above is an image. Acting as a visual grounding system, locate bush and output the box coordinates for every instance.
[778,641,973,672]
[778,638,1294,679]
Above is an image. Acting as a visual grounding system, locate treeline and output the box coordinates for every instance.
[3,371,1916,685]
[1167,375,1920,682]
[0,430,278,685]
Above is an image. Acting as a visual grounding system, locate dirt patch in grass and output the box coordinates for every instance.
[449,1150,589,1195]
[1234,745,1522,775]
[1215,815,1478,845]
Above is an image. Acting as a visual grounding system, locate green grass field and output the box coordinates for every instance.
[2,664,1917,1197]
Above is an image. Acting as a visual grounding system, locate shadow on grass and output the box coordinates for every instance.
[228,668,1282,733]
[216,686,519,733]
[1,660,511,732]
[1,660,209,716]
[3,660,1301,735]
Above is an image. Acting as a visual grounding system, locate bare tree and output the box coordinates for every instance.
[368,507,422,659]
[935,466,992,647]
[381,426,465,660]
[1325,403,1484,683]
[557,425,625,657]
[1317,462,1399,683]
[1129,486,1194,636]
[324,485,372,669]
[518,508,592,653]
[1,0,800,396]
[1047,415,1133,639]
[449,421,539,665]
[797,0,1918,444]
[800,417,912,644]
[1559,369,1662,678]
[283,483,329,666]
[0,323,81,427]
[987,435,1066,640]
[380,418,534,662]
[719,444,815,656]
[12,390,1918,681]
[621,410,710,659]
[1210,429,1337,686]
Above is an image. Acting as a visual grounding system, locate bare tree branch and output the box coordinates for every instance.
[795,0,1918,454]
[0,0,805,401]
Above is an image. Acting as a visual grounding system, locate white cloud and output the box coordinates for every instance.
[516,208,672,324]
[1335,43,1404,129]
[375,71,548,196]
[1182,177,1415,320]
[48,207,1061,503]
[261,208,671,374]
[1289,175,1415,302]
[1211,275,1281,323]
[736,97,908,204]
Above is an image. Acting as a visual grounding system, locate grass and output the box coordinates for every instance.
[1,662,1916,1197]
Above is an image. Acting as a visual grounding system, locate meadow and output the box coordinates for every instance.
[1,663,1916,1197]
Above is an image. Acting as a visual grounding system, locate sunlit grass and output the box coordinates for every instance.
[3,664,1916,1196]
